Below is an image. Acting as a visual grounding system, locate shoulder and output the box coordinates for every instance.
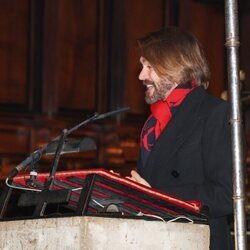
[192,86,229,116]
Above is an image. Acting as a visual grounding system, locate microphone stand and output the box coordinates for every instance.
[23,113,100,217]
[5,107,130,218]
[41,107,130,192]
[48,129,68,186]
[32,129,68,217]
[43,109,98,188]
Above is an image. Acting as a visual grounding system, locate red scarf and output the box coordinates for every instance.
[141,82,196,152]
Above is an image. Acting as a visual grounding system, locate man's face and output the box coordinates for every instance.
[139,57,176,104]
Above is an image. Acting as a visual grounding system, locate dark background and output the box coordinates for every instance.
[0,0,249,179]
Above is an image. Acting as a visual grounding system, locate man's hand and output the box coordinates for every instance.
[128,170,151,187]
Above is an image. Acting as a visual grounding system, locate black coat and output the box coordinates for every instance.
[138,86,233,250]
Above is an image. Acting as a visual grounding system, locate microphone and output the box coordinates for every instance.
[8,149,43,179]
[45,137,96,155]
[7,137,97,179]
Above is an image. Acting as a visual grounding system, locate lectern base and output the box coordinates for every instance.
[0,216,210,249]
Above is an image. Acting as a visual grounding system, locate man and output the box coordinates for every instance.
[130,27,233,249]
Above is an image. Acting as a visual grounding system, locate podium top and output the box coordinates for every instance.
[12,168,208,222]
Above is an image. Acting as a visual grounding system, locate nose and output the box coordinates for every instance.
[139,67,148,81]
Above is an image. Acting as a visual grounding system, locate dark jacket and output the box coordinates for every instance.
[138,86,233,250]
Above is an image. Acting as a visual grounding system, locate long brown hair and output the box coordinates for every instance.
[138,27,210,88]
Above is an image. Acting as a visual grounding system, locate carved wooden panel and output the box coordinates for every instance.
[42,0,99,114]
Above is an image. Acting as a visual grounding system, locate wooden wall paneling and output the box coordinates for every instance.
[42,0,59,115]
[164,0,180,26]
[27,0,44,113]
[0,124,31,177]
[57,0,98,113]
[107,0,127,113]
[179,0,225,97]
[96,0,111,114]
[42,0,99,115]
[0,126,30,155]
[0,0,31,111]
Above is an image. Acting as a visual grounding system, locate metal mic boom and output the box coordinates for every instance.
[93,107,130,121]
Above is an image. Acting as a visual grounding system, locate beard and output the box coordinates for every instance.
[144,79,176,104]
